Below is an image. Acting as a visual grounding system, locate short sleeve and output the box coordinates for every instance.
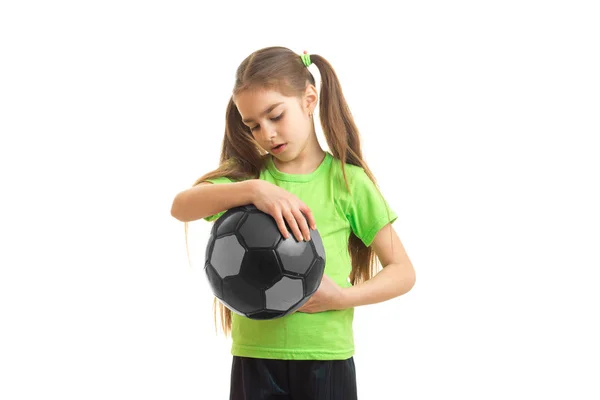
[202,176,233,222]
[346,168,398,247]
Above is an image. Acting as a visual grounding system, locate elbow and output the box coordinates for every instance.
[170,194,187,222]
[405,267,416,293]
[399,264,416,296]
[171,192,208,223]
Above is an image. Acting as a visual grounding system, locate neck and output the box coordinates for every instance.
[273,135,326,175]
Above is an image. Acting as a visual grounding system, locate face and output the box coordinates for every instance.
[234,87,315,160]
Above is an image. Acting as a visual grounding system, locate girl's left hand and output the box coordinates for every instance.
[296,274,345,314]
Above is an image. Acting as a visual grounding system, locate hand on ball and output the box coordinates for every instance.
[297,274,345,314]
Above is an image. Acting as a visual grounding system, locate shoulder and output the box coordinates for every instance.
[330,157,368,182]
[337,160,375,193]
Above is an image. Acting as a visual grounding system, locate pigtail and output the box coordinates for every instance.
[310,54,393,286]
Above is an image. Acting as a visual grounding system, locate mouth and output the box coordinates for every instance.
[270,143,287,154]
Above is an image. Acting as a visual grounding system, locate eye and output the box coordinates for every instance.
[249,113,283,132]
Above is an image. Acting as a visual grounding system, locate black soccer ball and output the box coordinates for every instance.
[204,204,326,320]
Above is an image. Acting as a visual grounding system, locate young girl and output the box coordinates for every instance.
[171,46,416,400]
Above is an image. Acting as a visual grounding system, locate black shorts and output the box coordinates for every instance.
[229,355,358,400]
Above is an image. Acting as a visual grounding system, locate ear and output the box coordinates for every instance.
[303,84,318,114]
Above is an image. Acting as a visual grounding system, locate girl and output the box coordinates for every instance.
[171,46,416,400]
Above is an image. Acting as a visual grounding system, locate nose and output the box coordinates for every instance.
[260,122,277,142]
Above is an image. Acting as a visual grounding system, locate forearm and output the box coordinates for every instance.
[171,180,257,222]
[340,263,416,308]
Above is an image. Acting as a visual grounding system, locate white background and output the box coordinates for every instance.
[1,1,599,399]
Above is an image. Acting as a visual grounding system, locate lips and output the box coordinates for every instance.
[270,143,287,154]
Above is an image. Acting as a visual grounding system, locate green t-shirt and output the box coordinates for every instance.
[204,151,397,360]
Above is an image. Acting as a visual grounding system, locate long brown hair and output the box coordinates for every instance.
[184,46,390,336]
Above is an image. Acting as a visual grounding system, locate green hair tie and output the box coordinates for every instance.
[300,50,312,67]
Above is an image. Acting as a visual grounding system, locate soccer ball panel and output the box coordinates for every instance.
[310,228,326,260]
[204,263,223,299]
[265,276,304,311]
[240,250,282,290]
[277,237,314,275]
[246,310,285,320]
[216,209,246,237]
[239,212,281,248]
[205,234,213,262]
[211,235,245,278]
[304,258,325,295]
[222,275,264,314]
[219,297,249,317]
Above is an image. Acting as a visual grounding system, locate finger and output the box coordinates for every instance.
[292,208,311,241]
[300,204,317,230]
[273,212,290,239]
[283,210,303,242]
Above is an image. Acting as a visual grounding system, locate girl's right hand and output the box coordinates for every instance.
[250,180,317,242]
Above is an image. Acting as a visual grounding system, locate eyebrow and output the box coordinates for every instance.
[241,102,284,124]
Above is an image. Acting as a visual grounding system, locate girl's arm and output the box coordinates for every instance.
[341,223,416,308]
[171,180,258,222]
